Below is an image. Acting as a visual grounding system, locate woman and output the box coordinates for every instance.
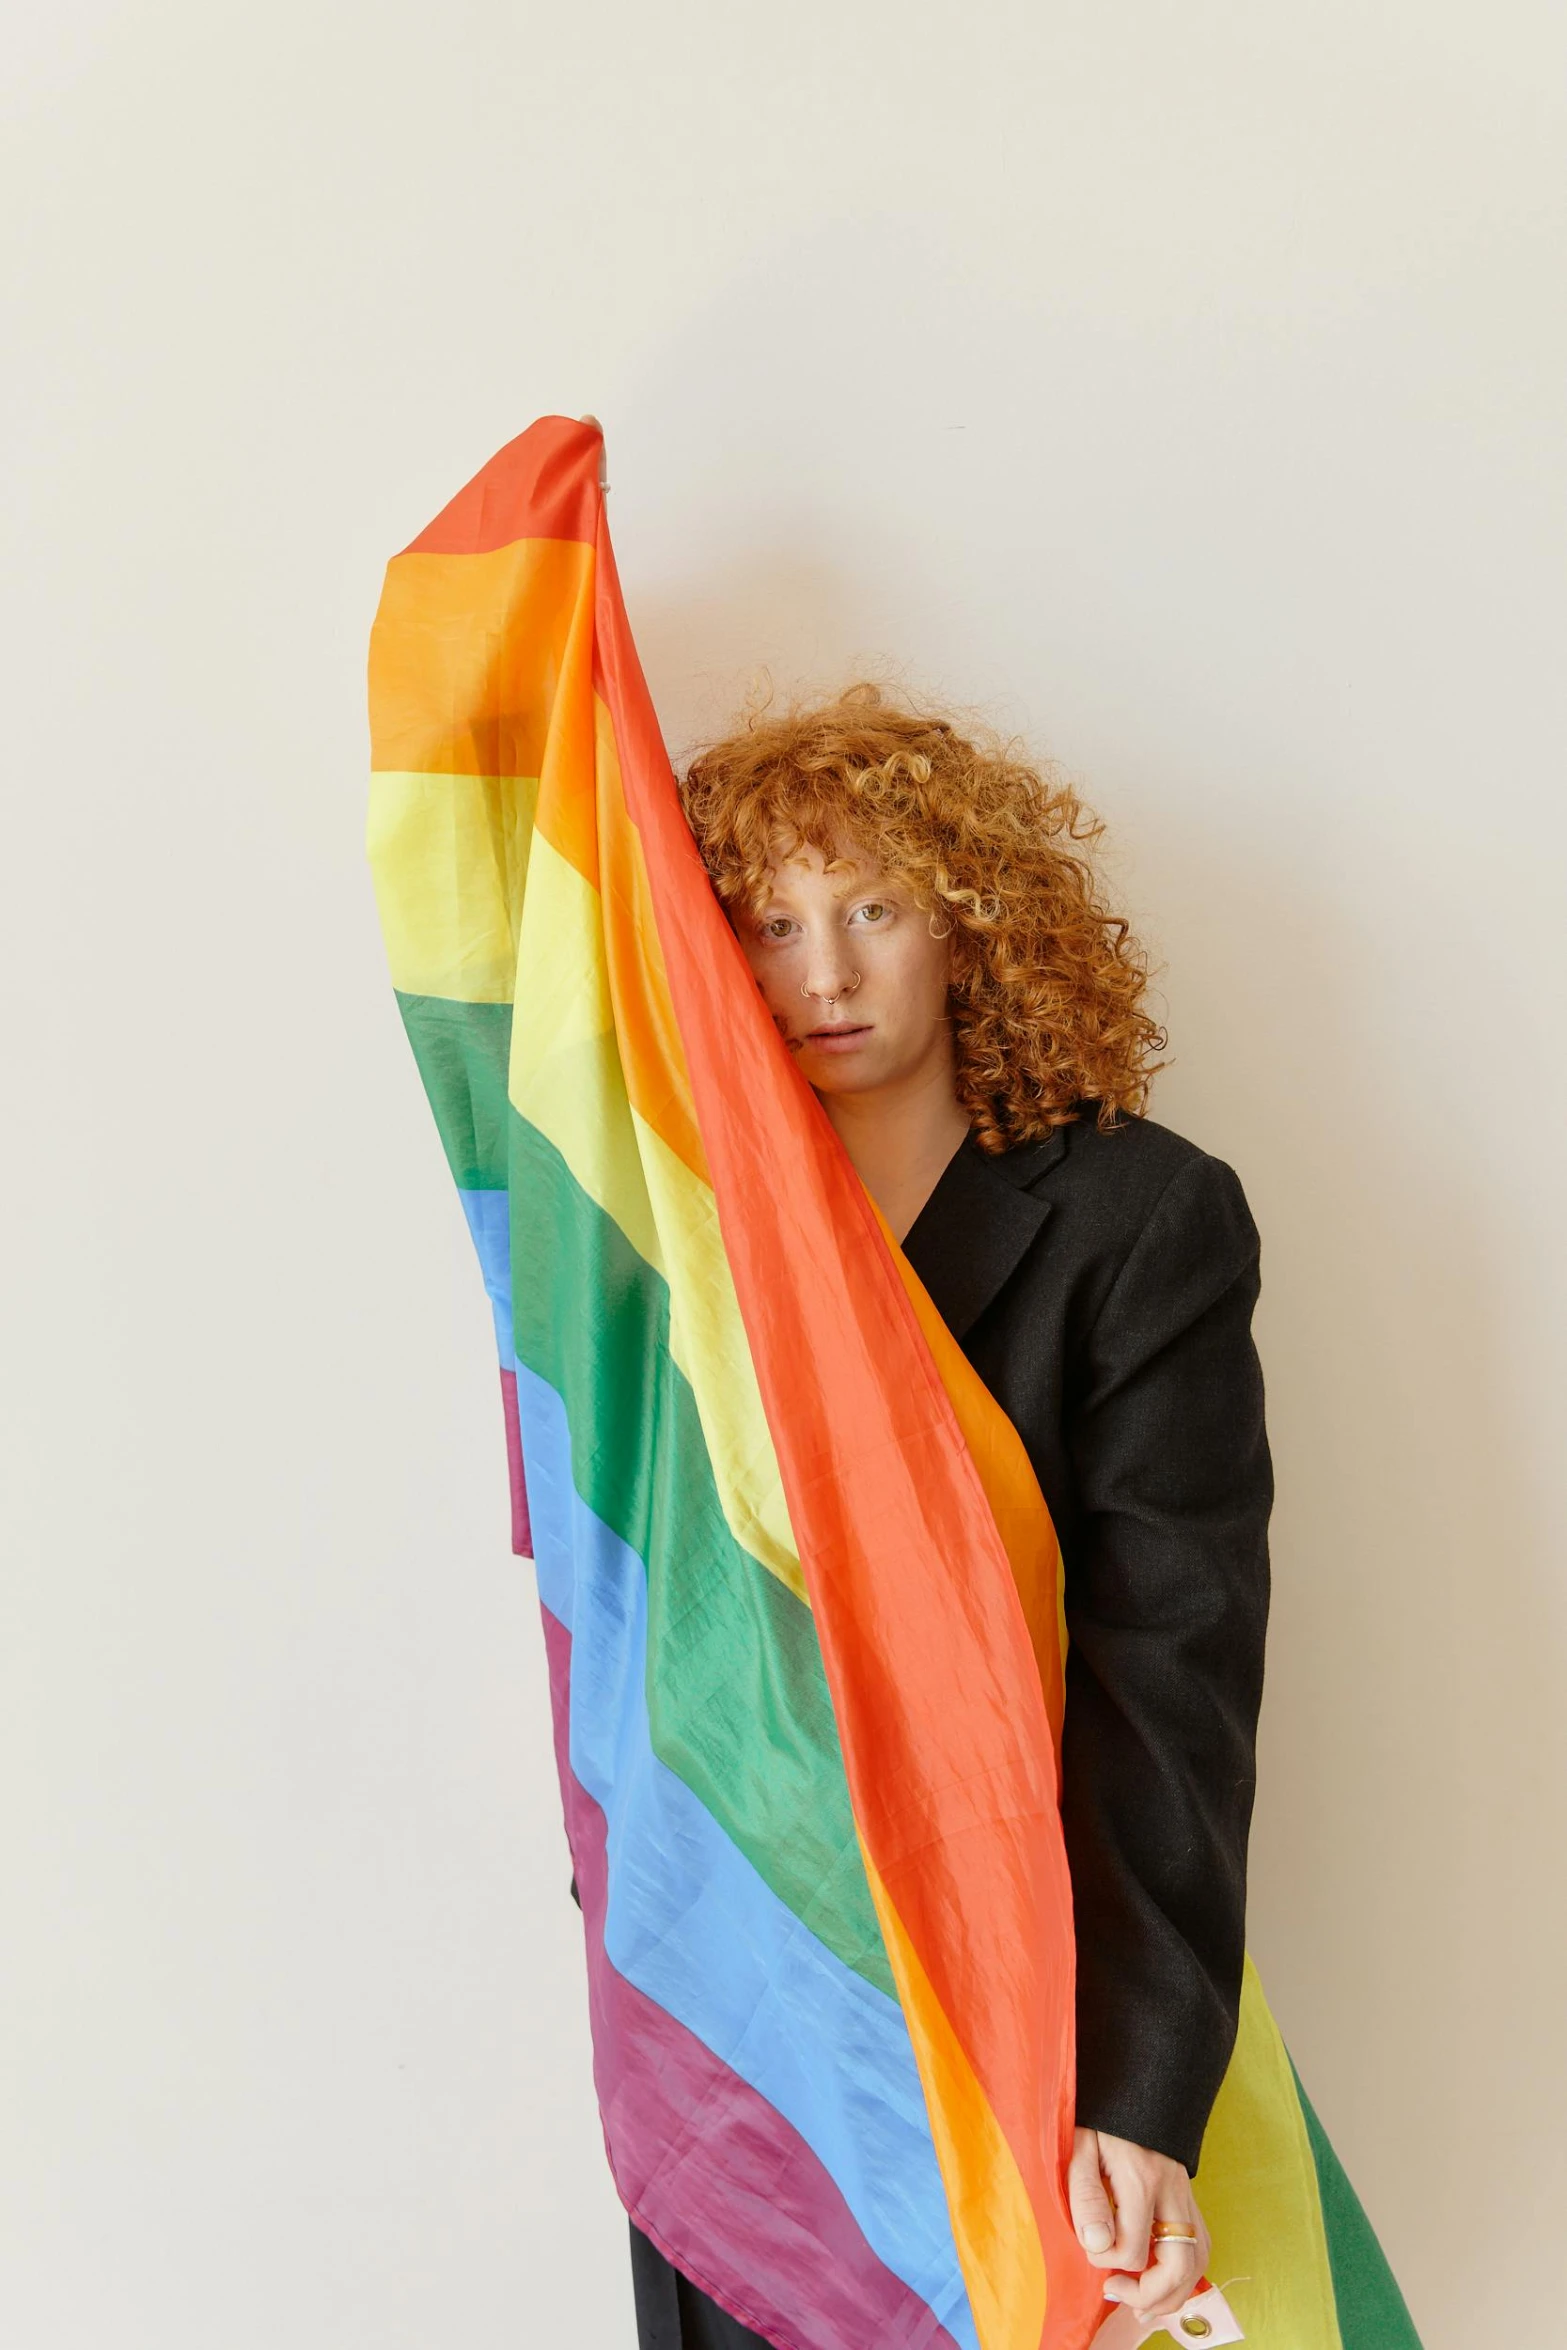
[621,682,1272,2346]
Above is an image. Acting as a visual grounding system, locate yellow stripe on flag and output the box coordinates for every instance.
[367,772,540,1002]
[510,829,804,1602]
[1194,1959,1344,2350]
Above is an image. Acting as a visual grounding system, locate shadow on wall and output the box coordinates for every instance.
[629,557,1563,2340]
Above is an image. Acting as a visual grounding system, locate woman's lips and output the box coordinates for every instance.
[802,1024,873,1053]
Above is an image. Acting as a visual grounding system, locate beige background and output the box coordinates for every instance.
[4,3,1564,2345]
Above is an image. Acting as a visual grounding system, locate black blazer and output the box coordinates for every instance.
[901,1108,1272,2175]
[568,1106,1272,2176]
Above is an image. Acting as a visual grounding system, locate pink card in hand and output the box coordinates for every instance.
[1094,2278,1245,2345]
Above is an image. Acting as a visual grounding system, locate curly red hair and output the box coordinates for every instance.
[677,682,1166,1154]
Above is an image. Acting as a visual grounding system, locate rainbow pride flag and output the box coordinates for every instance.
[366,416,1423,2350]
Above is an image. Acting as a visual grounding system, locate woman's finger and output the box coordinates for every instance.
[1104,2232,1202,2320]
[1104,2173,1153,2274]
[1066,2130,1117,2258]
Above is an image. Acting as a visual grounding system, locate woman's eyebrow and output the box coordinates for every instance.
[756,867,888,909]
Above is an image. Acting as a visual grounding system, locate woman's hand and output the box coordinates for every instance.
[1067,2126,1211,2322]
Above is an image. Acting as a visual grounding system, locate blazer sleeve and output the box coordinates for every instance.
[1060,1152,1273,2174]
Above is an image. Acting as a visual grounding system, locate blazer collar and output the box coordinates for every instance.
[900,1123,1070,1341]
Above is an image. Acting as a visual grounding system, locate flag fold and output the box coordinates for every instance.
[367,415,1422,2350]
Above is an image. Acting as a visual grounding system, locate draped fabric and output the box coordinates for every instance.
[366,416,1422,2350]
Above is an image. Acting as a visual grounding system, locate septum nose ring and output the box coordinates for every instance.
[801,972,862,1005]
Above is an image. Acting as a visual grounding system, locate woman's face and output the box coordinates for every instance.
[733,836,956,1099]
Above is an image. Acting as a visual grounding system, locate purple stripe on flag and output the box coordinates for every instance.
[539,1602,959,2350]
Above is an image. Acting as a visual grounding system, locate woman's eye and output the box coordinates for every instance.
[855,902,889,923]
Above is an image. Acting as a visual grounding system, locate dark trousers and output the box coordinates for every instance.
[628,2217,778,2350]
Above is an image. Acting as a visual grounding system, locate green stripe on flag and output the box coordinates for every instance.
[1290,2058,1423,2348]
[396,993,512,1190]
[510,1108,895,2000]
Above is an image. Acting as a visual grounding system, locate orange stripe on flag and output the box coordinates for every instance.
[370,538,593,780]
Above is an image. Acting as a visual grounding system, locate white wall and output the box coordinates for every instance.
[5,4,1563,2345]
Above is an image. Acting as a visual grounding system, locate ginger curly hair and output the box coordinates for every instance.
[677,682,1167,1155]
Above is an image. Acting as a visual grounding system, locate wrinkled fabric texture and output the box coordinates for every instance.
[624,1114,1267,2346]
[629,2213,778,2350]
[367,416,1423,2350]
[593,1111,1270,2176]
[903,1117,1273,2172]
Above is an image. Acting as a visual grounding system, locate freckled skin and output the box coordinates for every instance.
[732,837,955,1095]
[730,835,968,1243]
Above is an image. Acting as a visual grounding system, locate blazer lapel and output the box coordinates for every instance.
[901,1126,1068,1341]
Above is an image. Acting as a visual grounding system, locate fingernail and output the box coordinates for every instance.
[1082,2222,1113,2251]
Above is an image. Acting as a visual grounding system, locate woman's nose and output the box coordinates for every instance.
[800,932,859,1001]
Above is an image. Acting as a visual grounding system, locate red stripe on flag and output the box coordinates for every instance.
[402,415,602,555]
